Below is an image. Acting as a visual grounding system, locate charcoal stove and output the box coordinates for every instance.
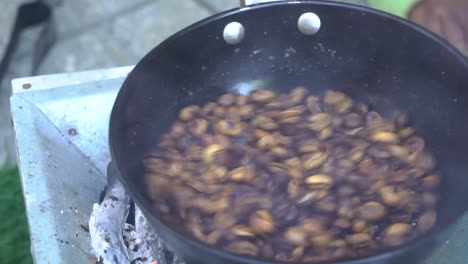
[10,66,186,264]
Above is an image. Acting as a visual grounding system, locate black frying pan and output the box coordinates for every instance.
[109,1,468,263]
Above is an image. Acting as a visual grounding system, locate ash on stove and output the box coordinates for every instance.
[88,163,185,264]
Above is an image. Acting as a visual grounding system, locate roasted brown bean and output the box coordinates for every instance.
[228,165,256,182]
[218,93,236,106]
[250,90,276,103]
[344,113,363,128]
[254,129,268,139]
[316,196,337,213]
[203,165,228,183]
[334,218,352,229]
[214,212,237,228]
[179,105,200,120]
[379,186,410,207]
[308,113,331,131]
[215,120,242,136]
[257,134,278,150]
[352,220,367,233]
[205,230,223,245]
[389,170,410,183]
[169,122,186,138]
[285,157,301,167]
[302,152,328,170]
[271,146,289,159]
[417,210,437,234]
[358,202,387,222]
[358,158,378,175]
[285,227,308,245]
[144,174,170,200]
[226,106,242,119]
[278,116,301,124]
[201,102,217,115]
[311,233,333,248]
[203,144,225,164]
[345,233,372,248]
[190,118,209,136]
[236,95,249,105]
[388,145,410,160]
[290,87,308,104]
[249,210,275,234]
[302,218,326,234]
[238,104,255,119]
[288,180,301,197]
[324,91,353,113]
[370,131,399,144]
[291,246,305,260]
[318,127,333,140]
[252,115,278,130]
[383,223,412,238]
[298,140,322,153]
[306,96,322,114]
[368,145,392,159]
[167,162,183,177]
[345,127,366,136]
[356,103,369,114]
[298,190,328,205]
[399,127,415,139]
[288,167,303,179]
[192,197,229,213]
[305,174,334,189]
[143,158,166,173]
[226,241,259,256]
[349,147,366,163]
[232,225,255,237]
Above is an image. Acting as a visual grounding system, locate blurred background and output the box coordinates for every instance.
[0,0,465,263]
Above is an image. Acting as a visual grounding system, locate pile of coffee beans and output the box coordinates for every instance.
[143,88,440,262]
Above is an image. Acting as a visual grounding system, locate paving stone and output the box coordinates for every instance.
[52,0,152,38]
[37,25,135,75]
[196,0,239,12]
[0,0,30,60]
[38,0,214,74]
[110,0,213,59]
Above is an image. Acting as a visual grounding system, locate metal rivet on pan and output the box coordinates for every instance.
[223,22,245,45]
[298,12,321,35]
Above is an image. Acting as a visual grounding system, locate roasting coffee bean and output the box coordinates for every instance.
[143,89,441,263]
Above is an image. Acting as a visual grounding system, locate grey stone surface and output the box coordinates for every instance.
[110,0,212,60]
[38,0,213,75]
[0,0,30,59]
[197,0,239,12]
[52,0,153,38]
[37,25,135,75]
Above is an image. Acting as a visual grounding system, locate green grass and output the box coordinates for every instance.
[0,166,33,264]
